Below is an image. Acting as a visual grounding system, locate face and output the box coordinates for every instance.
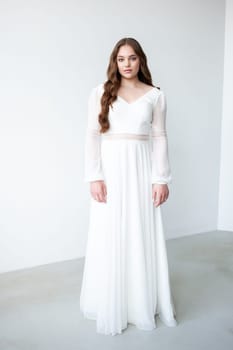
[116,45,140,79]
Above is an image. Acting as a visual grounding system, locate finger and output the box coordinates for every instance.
[100,191,106,202]
[103,186,107,201]
[154,194,162,207]
[153,196,159,206]
[152,187,155,199]
[96,193,101,202]
[91,192,97,201]
[153,189,157,201]
[161,195,167,204]
[153,195,158,205]
[153,190,157,202]
[99,190,106,203]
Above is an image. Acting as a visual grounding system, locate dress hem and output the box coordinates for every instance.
[80,309,178,336]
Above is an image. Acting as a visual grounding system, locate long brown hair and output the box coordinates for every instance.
[98,37,160,133]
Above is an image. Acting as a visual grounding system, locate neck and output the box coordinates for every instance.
[120,76,140,88]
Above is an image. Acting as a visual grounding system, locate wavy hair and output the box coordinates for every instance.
[98,37,160,133]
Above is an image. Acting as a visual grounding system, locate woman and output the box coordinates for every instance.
[80,37,178,336]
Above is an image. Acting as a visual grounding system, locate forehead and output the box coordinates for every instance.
[117,45,136,57]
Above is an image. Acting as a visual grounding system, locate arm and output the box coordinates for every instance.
[84,86,105,183]
[151,90,172,185]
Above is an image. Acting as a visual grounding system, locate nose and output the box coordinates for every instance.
[125,59,130,67]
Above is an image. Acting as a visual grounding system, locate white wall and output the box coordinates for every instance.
[0,0,226,273]
[218,0,233,230]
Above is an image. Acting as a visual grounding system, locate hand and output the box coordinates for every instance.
[90,180,107,203]
[152,183,169,207]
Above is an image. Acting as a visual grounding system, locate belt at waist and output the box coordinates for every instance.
[101,133,149,140]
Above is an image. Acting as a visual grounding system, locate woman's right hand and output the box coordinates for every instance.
[90,180,107,203]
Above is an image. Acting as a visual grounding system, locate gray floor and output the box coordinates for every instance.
[0,230,233,350]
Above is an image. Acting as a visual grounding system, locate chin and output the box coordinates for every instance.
[122,73,136,78]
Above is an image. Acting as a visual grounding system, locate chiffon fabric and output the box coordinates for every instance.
[80,82,177,335]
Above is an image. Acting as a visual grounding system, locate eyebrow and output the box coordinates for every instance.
[117,54,137,58]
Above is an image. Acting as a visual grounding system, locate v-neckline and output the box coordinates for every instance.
[117,87,155,105]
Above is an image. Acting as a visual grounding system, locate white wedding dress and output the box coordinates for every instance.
[80,82,178,335]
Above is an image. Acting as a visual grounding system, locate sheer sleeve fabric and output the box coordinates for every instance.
[151,90,172,185]
[84,86,105,183]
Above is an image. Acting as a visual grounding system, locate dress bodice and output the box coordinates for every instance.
[84,82,172,185]
[97,83,161,136]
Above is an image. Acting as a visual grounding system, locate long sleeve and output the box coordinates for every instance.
[83,86,105,183]
[151,90,172,185]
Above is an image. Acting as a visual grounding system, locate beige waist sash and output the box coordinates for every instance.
[101,133,149,140]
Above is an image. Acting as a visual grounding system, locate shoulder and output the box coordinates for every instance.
[95,82,105,94]
[88,82,104,101]
[146,86,165,106]
[89,82,104,99]
[152,86,162,96]
[156,88,166,99]
[151,90,167,115]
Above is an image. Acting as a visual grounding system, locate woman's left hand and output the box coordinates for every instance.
[152,183,169,207]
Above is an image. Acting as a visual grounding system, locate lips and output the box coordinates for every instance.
[124,70,132,72]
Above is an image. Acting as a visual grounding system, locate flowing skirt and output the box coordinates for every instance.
[80,137,177,336]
